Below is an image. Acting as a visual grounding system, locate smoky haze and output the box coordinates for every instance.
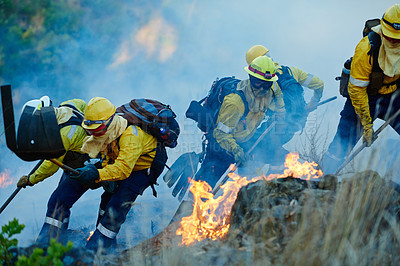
[1,0,399,247]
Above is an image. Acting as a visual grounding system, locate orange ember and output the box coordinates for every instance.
[0,170,13,188]
[176,152,323,246]
[87,230,94,241]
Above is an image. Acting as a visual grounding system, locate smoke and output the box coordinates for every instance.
[1,0,399,247]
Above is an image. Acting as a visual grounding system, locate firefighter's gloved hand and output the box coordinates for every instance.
[362,123,374,147]
[70,164,99,185]
[233,147,247,165]
[17,175,33,188]
[306,100,319,113]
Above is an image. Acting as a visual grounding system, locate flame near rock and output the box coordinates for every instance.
[176,152,323,246]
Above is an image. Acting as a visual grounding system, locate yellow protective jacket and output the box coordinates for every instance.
[268,64,324,112]
[29,99,87,184]
[348,36,400,126]
[97,125,157,182]
[213,80,284,155]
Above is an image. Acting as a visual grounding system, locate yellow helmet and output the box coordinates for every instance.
[244,55,278,81]
[381,4,400,39]
[82,97,116,130]
[245,45,269,65]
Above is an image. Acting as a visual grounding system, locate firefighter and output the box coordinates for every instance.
[18,98,90,245]
[322,4,400,174]
[195,55,284,186]
[245,44,324,168]
[42,97,159,250]
[170,55,285,221]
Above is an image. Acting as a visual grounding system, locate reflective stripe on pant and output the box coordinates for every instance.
[87,169,151,249]
[45,172,89,223]
[325,92,400,173]
[38,171,88,244]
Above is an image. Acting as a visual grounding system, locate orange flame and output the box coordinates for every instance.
[0,170,13,188]
[263,152,323,181]
[176,152,323,246]
[87,230,94,241]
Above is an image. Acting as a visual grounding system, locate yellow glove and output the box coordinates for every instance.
[362,123,374,147]
[17,175,33,188]
[233,146,247,165]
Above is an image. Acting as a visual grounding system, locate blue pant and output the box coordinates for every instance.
[323,91,400,174]
[36,172,90,245]
[194,137,235,189]
[37,169,152,250]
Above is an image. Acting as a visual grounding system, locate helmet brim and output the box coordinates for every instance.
[244,66,278,81]
[82,120,103,130]
[381,19,400,39]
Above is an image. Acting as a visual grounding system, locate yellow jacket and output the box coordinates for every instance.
[213,80,284,154]
[98,125,157,182]
[30,99,87,184]
[348,36,400,126]
[268,65,324,112]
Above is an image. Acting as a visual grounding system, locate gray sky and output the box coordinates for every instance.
[1,0,399,247]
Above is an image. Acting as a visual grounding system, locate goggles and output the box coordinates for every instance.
[84,115,114,126]
[249,75,273,90]
[248,65,276,80]
[85,115,114,136]
[382,16,400,30]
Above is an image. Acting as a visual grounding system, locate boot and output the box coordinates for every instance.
[86,230,116,252]
[36,223,67,246]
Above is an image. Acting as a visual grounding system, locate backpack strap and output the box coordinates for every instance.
[367,31,382,72]
[367,31,384,95]
[141,144,169,197]
[58,103,85,128]
[234,90,249,118]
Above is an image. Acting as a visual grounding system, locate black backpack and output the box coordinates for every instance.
[276,66,307,127]
[186,77,249,133]
[337,18,383,97]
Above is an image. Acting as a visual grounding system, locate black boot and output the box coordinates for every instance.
[36,223,66,247]
[86,230,116,252]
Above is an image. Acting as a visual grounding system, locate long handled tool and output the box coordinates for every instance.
[0,159,79,215]
[211,121,277,195]
[48,159,79,175]
[335,108,400,175]
[317,96,337,107]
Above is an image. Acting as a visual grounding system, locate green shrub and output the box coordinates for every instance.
[16,239,73,266]
[0,218,73,266]
[0,218,25,264]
